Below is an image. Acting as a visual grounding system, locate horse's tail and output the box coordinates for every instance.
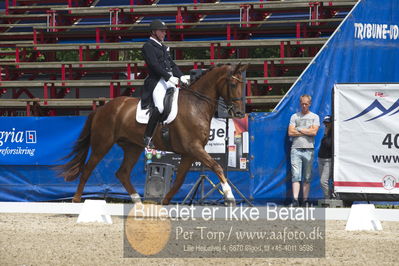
[57,111,95,182]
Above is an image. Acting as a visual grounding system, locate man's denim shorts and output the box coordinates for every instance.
[290,148,314,183]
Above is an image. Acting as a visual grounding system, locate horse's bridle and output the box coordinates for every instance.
[231,75,243,83]
[229,75,244,101]
[223,74,245,116]
[182,71,245,117]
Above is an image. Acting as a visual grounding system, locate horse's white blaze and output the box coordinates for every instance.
[221,182,235,201]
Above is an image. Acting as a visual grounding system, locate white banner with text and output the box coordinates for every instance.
[334,83,399,194]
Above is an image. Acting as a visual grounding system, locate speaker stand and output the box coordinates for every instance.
[181,118,253,206]
[182,174,224,205]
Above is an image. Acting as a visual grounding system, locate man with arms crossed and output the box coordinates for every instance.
[288,94,320,207]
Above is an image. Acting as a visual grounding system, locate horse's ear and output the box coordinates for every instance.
[233,63,241,74]
[234,63,249,74]
[239,63,249,73]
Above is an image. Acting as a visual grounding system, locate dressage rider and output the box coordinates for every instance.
[141,19,189,148]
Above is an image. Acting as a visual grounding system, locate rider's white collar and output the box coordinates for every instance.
[150,37,163,47]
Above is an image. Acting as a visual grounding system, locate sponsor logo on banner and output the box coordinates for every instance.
[375,92,386,97]
[0,128,37,157]
[26,130,37,144]
[344,98,399,122]
[382,175,397,190]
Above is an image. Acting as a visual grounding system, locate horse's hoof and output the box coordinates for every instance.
[225,199,236,207]
[72,197,81,203]
[130,193,142,204]
[161,199,170,205]
[132,199,142,205]
[131,197,142,204]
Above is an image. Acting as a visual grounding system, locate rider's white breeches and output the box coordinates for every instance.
[153,77,176,114]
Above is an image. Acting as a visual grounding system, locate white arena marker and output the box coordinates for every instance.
[77,199,112,224]
[345,204,382,231]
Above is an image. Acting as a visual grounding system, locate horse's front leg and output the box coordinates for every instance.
[162,155,194,205]
[193,148,236,206]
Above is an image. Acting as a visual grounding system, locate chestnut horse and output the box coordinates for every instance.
[58,63,249,205]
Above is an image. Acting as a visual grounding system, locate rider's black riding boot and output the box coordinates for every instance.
[143,109,161,148]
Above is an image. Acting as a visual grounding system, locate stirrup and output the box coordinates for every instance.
[144,136,155,149]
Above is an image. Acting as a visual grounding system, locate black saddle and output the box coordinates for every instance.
[159,87,175,122]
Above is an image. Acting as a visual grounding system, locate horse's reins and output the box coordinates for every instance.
[182,73,244,110]
[182,85,217,106]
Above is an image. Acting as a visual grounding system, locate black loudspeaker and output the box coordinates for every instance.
[189,68,246,118]
[144,163,175,202]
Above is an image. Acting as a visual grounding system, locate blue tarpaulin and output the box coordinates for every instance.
[0,0,397,203]
[251,0,399,204]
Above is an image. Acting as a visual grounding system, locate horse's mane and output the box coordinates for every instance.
[188,63,232,87]
[180,63,233,105]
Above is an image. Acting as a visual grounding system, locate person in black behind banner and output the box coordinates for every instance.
[318,115,333,199]
[141,19,189,148]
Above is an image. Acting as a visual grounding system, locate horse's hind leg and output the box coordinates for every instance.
[162,155,194,205]
[116,143,144,203]
[72,141,113,203]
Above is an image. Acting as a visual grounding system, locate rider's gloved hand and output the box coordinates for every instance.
[179,76,190,85]
[168,76,179,86]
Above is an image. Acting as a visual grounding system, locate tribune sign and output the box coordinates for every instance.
[334,83,399,194]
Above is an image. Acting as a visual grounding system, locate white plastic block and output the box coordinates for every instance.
[77,199,112,224]
[345,204,382,231]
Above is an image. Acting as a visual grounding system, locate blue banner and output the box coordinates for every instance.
[0,116,251,202]
[0,116,86,165]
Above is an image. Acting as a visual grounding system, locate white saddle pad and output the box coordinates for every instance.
[136,87,179,124]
